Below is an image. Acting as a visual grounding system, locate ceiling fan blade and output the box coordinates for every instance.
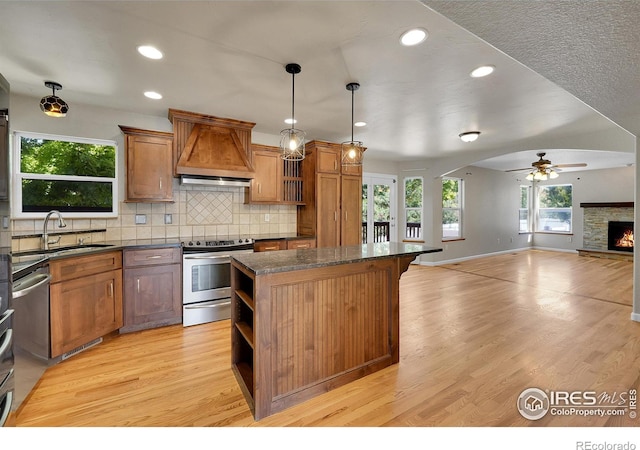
[504,167,531,172]
[553,163,587,168]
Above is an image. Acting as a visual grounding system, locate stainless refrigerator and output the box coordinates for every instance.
[0,72,14,427]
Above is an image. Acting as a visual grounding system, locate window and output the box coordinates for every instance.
[536,184,572,233]
[519,185,532,233]
[404,177,422,239]
[14,132,118,218]
[442,177,463,239]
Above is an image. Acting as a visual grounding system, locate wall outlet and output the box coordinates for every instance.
[164,214,172,224]
[1,216,8,229]
[497,237,500,244]
[568,236,572,243]
[264,213,270,222]
[135,214,147,225]
[510,237,513,243]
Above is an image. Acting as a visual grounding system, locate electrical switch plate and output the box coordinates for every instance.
[2,216,8,229]
[135,214,147,224]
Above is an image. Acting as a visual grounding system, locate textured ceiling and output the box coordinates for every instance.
[421,0,640,136]
[0,1,637,173]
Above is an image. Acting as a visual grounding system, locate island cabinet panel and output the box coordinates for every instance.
[231,257,402,421]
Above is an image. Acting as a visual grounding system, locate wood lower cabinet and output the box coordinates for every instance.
[286,238,316,249]
[253,240,285,252]
[49,251,123,358]
[119,126,174,203]
[121,247,181,333]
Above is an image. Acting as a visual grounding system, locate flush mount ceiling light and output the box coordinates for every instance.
[144,91,163,100]
[279,63,305,161]
[470,65,495,78]
[459,131,481,142]
[400,28,428,46]
[40,81,69,118]
[341,82,364,167]
[137,45,163,60]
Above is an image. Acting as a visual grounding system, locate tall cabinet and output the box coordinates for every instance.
[297,140,363,247]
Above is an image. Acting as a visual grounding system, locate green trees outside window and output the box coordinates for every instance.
[16,133,117,215]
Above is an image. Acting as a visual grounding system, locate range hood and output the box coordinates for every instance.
[180,175,250,188]
[169,109,256,182]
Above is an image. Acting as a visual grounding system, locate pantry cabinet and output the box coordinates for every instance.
[119,126,174,203]
[297,141,363,247]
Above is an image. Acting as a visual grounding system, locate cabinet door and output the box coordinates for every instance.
[126,133,173,202]
[249,150,281,203]
[316,147,340,174]
[122,264,181,332]
[50,269,123,358]
[341,175,362,246]
[316,173,341,248]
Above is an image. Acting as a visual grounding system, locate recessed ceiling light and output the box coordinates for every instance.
[137,45,163,60]
[144,91,163,100]
[400,28,428,46]
[284,118,297,125]
[354,121,367,127]
[470,65,495,78]
[459,131,481,142]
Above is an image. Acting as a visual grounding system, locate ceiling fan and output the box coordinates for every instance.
[505,152,587,181]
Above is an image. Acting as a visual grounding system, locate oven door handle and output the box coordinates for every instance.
[184,301,231,309]
[184,255,231,260]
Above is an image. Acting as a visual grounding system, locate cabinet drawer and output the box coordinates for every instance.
[50,251,122,283]
[124,247,181,267]
[253,240,286,252]
[286,239,316,250]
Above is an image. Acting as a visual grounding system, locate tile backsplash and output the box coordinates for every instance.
[11,180,297,252]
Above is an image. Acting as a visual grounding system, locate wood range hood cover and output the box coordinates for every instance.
[169,108,256,179]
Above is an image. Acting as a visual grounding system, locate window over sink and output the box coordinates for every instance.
[13,131,118,218]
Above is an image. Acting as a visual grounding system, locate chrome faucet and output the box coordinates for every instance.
[42,210,67,250]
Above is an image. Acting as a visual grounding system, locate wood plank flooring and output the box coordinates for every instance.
[13,250,640,427]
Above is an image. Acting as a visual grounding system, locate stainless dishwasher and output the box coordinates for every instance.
[13,266,51,361]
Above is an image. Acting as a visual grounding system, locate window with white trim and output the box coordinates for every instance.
[442,177,463,240]
[536,184,572,233]
[14,131,118,218]
[404,177,423,239]
[519,185,532,233]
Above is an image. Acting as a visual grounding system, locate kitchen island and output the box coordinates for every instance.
[230,242,442,420]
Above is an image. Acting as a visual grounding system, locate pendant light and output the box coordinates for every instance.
[280,63,305,161]
[40,81,69,118]
[341,82,364,166]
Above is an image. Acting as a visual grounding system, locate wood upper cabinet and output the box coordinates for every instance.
[297,141,363,248]
[49,251,123,358]
[119,126,174,203]
[121,247,182,333]
[248,145,281,203]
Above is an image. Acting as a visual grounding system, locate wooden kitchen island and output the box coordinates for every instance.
[230,242,442,420]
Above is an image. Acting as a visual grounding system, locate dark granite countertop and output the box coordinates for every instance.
[231,242,443,275]
[11,238,182,280]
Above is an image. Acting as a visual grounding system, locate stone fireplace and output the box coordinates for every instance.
[579,202,634,260]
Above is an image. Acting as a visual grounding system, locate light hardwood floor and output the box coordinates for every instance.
[13,250,640,427]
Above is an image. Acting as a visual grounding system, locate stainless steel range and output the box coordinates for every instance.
[181,238,254,327]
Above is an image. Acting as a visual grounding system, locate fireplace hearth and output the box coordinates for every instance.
[608,221,634,252]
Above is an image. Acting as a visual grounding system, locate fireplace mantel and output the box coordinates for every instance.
[580,202,634,208]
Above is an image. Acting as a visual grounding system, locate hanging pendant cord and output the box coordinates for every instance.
[291,71,295,126]
[351,88,355,141]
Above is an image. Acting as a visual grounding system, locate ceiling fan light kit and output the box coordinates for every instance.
[515,152,586,181]
[341,82,364,167]
[279,63,306,161]
[40,81,69,118]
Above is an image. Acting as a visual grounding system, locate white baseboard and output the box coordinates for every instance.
[418,247,531,267]
[531,246,579,254]
[631,312,640,323]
